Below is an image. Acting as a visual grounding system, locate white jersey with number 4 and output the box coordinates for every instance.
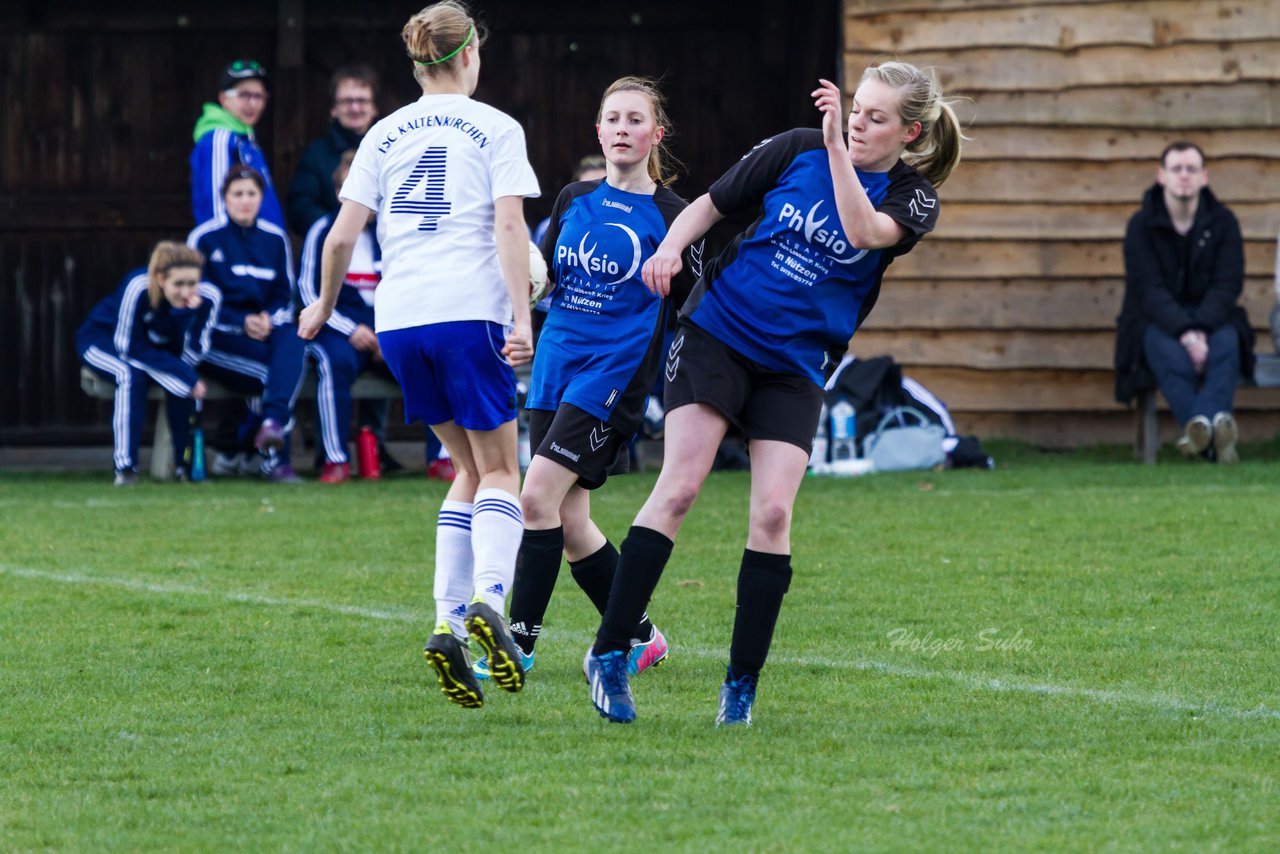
[341,93,540,333]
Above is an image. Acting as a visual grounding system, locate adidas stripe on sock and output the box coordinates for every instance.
[435,500,474,638]
[471,488,524,613]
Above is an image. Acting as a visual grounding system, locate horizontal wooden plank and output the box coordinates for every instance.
[953,410,1280,449]
[956,126,1280,162]
[853,329,1280,371]
[847,0,1115,11]
[953,83,1280,129]
[853,329,1117,369]
[847,42,1280,92]
[901,367,1280,412]
[940,159,1280,204]
[942,202,1280,240]
[845,1,1280,52]
[863,277,1277,331]
[890,239,1274,280]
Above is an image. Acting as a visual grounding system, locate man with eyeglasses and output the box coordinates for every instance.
[189,59,286,230]
[1116,141,1254,463]
[287,64,381,236]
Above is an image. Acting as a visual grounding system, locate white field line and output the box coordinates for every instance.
[4,563,1277,722]
[0,564,420,624]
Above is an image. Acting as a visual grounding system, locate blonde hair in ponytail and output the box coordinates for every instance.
[860,62,966,187]
[402,1,486,84]
[146,241,205,309]
[597,76,682,186]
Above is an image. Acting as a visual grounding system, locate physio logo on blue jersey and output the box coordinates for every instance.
[556,224,642,285]
[777,199,867,265]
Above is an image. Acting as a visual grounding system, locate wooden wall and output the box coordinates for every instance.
[1,0,837,445]
[844,0,1280,447]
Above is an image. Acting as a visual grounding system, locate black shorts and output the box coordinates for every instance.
[663,321,824,452]
[528,403,631,491]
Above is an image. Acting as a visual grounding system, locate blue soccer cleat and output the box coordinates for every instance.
[715,668,758,727]
[584,648,636,723]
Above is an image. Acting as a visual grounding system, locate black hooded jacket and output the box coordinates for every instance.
[1114,183,1253,404]
[285,120,363,236]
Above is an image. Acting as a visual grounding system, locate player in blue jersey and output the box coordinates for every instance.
[298,1,540,709]
[584,63,965,725]
[188,166,306,482]
[76,241,220,485]
[471,77,702,683]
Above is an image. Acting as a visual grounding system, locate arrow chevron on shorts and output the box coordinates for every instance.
[590,423,611,452]
[665,334,684,383]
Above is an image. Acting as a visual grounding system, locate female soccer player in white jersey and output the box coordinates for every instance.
[583,64,965,725]
[298,0,540,710]
[471,77,702,684]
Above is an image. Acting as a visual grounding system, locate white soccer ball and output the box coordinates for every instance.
[529,240,550,307]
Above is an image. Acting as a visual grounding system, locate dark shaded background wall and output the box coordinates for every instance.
[1,0,839,443]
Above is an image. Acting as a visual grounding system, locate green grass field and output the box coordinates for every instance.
[3,442,1278,852]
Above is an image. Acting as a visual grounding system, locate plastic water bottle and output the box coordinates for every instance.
[830,399,856,462]
[809,403,829,474]
[357,426,381,479]
[189,401,206,482]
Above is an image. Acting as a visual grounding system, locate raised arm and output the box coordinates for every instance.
[813,79,908,250]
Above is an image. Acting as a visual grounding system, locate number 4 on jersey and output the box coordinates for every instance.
[390,147,450,231]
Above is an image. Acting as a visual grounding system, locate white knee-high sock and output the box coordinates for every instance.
[471,488,524,613]
[434,500,474,637]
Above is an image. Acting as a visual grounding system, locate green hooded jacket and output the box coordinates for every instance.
[192,102,253,143]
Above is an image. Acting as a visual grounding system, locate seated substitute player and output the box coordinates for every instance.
[472,76,702,682]
[76,241,220,484]
[298,150,385,482]
[584,64,963,725]
[189,165,306,482]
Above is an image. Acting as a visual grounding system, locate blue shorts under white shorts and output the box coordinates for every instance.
[378,320,517,432]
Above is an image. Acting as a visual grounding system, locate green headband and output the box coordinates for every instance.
[414,26,475,66]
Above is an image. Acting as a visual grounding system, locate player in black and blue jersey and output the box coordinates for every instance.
[584,63,966,725]
[472,77,703,684]
[76,241,220,485]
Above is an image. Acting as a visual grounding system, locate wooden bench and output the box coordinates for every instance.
[1135,352,1280,463]
[80,365,402,479]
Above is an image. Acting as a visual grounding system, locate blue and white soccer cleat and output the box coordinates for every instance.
[584,648,636,723]
[473,648,535,681]
[715,668,758,727]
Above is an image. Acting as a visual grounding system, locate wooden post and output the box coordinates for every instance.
[151,398,175,481]
[274,0,306,229]
[1136,390,1159,465]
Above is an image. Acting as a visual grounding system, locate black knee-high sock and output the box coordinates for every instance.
[593,526,672,655]
[571,541,654,641]
[507,526,564,655]
[729,549,793,679]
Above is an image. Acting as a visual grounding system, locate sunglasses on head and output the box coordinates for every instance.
[227,60,264,77]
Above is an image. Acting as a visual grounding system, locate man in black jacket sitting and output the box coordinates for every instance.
[1116,141,1253,463]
